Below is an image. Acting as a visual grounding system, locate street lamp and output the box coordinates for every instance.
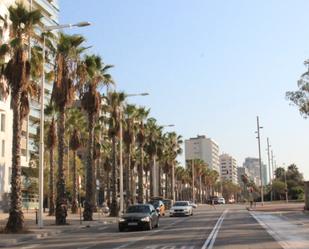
[38,21,91,228]
[119,92,149,215]
[255,116,264,206]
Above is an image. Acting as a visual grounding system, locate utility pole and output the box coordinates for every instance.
[267,138,272,201]
[256,116,264,205]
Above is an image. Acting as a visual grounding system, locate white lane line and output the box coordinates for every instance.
[201,209,228,249]
[250,212,293,249]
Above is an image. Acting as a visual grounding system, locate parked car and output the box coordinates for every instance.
[169,201,193,217]
[189,201,197,208]
[118,204,159,232]
[148,200,165,216]
[217,197,225,204]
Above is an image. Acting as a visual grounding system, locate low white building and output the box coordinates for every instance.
[219,153,238,184]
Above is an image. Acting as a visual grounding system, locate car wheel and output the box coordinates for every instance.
[119,226,125,232]
[191,211,193,216]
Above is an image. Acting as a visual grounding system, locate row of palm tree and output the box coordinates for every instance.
[0,4,190,232]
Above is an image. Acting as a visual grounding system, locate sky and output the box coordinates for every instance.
[60,0,309,179]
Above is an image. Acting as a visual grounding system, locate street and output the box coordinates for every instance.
[7,205,283,249]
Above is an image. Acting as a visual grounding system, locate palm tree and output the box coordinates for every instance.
[45,102,58,216]
[123,104,139,205]
[51,33,85,225]
[70,128,81,214]
[0,3,42,233]
[136,107,149,203]
[144,118,162,198]
[79,54,114,220]
[165,132,183,200]
[107,91,125,216]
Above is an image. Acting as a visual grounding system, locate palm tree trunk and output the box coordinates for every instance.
[137,147,144,203]
[56,109,67,225]
[83,113,95,221]
[106,170,111,207]
[125,146,131,207]
[110,136,118,216]
[165,173,168,199]
[145,170,149,202]
[71,150,78,214]
[5,91,24,233]
[130,162,135,204]
[158,165,162,196]
[199,175,202,203]
[171,163,175,200]
[48,146,55,216]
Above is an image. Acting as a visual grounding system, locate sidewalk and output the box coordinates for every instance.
[247,201,305,212]
[0,210,118,247]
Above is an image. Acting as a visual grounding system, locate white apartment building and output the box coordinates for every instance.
[0,0,59,201]
[219,153,238,184]
[185,135,220,173]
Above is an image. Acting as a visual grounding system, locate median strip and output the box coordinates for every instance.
[201,209,228,249]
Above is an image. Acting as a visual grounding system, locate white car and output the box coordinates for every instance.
[169,201,193,217]
[217,197,225,204]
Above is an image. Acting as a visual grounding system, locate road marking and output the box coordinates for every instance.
[250,212,309,249]
[201,209,228,249]
[21,245,42,249]
[113,217,189,249]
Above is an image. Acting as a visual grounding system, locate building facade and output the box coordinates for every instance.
[0,0,59,201]
[185,135,220,173]
[242,157,268,186]
[219,153,238,184]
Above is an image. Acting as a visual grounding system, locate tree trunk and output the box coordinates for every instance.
[106,170,111,207]
[5,90,24,233]
[165,173,168,199]
[137,147,144,203]
[56,109,67,225]
[145,170,149,202]
[110,136,119,216]
[83,113,94,221]
[71,150,78,214]
[125,146,131,207]
[130,162,135,204]
[171,163,175,201]
[48,146,55,216]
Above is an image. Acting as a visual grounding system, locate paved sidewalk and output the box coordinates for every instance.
[0,209,118,247]
[247,202,305,212]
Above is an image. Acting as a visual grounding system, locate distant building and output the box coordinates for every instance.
[243,157,268,186]
[219,154,238,184]
[185,135,220,173]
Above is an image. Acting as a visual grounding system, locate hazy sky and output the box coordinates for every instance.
[60,0,309,179]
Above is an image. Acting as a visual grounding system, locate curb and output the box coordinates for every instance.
[0,219,118,247]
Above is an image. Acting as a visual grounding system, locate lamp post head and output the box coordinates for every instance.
[75,22,91,27]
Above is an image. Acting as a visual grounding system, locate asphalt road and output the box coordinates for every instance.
[9,205,283,249]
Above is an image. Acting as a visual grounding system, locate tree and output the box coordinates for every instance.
[136,107,149,203]
[123,104,137,205]
[286,61,309,117]
[144,118,162,197]
[0,3,42,233]
[45,102,58,216]
[106,91,125,216]
[79,54,114,220]
[51,33,85,225]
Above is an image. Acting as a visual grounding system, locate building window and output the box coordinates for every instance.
[1,114,5,132]
[2,140,5,157]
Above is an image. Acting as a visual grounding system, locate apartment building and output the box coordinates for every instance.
[185,135,220,173]
[219,153,238,184]
[243,157,268,186]
[0,0,59,201]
